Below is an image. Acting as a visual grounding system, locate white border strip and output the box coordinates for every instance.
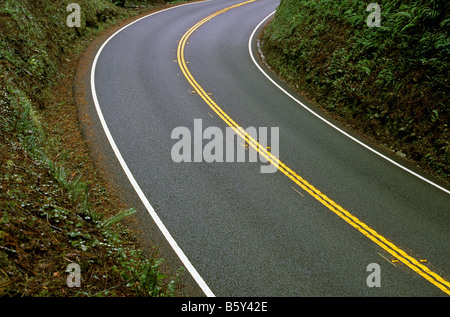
[90,1,215,297]
[249,11,450,195]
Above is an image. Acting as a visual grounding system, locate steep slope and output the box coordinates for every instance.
[0,0,190,297]
[261,0,449,181]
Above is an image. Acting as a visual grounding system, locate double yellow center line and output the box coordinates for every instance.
[176,0,450,295]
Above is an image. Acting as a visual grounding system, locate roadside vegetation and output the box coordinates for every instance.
[0,0,191,297]
[261,0,449,182]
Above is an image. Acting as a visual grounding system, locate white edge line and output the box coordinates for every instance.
[90,1,215,297]
[249,11,450,195]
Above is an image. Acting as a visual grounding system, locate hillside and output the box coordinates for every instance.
[0,0,191,297]
[261,0,449,182]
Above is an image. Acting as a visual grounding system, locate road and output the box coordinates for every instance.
[86,0,450,296]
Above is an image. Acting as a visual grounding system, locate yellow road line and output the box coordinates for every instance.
[176,0,450,295]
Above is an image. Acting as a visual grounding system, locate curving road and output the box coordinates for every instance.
[86,0,450,296]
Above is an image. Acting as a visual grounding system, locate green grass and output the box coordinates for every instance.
[0,0,192,296]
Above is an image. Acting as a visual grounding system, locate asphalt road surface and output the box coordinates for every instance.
[86,0,450,296]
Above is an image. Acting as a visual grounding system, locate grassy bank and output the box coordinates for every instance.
[261,0,449,182]
[1,0,191,297]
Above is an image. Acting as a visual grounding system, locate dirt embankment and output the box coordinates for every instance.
[0,0,196,297]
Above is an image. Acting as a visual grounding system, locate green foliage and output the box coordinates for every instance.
[262,0,449,180]
[0,0,190,296]
[0,0,123,110]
